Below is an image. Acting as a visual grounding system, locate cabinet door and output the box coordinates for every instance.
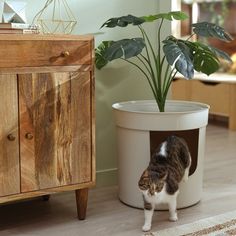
[0,75,20,196]
[19,72,92,192]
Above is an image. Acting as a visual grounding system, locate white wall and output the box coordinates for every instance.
[13,0,172,186]
[89,0,159,185]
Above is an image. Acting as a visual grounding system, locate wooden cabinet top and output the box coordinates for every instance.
[0,34,94,73]
[0,34,94,41]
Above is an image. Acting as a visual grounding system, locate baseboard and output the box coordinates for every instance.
[96,168,118,187]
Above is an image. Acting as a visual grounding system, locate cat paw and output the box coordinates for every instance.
[169,214,178,222]
[142,224,151,232]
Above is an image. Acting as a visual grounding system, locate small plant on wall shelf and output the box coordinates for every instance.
[95,11,233,112]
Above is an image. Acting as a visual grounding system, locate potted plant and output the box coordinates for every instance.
[95,11,233,209]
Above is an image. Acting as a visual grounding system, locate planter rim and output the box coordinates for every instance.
[112,100,210,115]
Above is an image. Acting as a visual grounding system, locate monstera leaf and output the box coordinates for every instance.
[95,41,112,69]
[104,38,145,60]
[193,52,219,75]
[163,37,194,79]
[162,37,227,78]
[189,41,232,62]
[101,15,145,28]
[208,46,232,62]
[192,22,233,42]
[141,11,188,22]
[100,12,188,29]
[95,38,145,69]
[190,43,219,75]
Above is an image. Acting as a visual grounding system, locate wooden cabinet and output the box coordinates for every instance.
[0,34,95,220]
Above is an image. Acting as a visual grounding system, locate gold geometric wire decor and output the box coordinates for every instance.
[32,0,77,34]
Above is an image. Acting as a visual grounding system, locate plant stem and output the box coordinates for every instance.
[138,20,166,112]
[157,18,164,97]
[136,55,153,78]
[121,58,159,102]
[138,26,159,99]
[185,33,196,41]
[163,69,177,103]
[137,55,161,99]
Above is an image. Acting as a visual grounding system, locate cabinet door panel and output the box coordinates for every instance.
[19,72,91,192]
[71,72,91,184]
[0,75,20,196]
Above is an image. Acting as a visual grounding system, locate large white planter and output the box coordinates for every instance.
[112,100,209,209]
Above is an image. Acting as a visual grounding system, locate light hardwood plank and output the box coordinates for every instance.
[0,182,95,204]
[0,35,94,70]
[0,65,92,74]
[71,72,92,184]
[19,72,92,192]
[0,74,20,196]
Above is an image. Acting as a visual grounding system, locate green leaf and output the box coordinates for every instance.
[171,11,189,20]
[208,46,232,63]
[183,41,220,75]
[155,13,172,21]
[141,11,188,22]
[104,38,145,61]
[95,41,113,69]
[95,38,145,69]
[193,53,219,75]
[163,37,225,78]
[193,41,232,62]
[186,42,232,75]
[163,37,194,79]
[140,15,160,22]
[192,22,233,42]
[101,15,145,28]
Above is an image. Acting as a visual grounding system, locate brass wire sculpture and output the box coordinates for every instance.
[32,0,77,34]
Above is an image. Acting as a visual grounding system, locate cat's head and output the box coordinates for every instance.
[138,170,151,191]
[138,169,166,196]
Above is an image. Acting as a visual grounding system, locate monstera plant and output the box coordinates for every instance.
[95,11,233,112]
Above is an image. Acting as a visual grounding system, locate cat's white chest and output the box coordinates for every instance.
[142,184,178,205]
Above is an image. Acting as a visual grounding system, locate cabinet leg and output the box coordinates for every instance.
[42,195,50,201]
[75,188,88,220]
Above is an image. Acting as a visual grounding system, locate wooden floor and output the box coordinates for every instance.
[1,122,236,236]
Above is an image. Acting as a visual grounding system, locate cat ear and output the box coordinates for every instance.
[160,172,167,181]
[142,170,149,177]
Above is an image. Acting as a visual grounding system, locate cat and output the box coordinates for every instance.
[138,135,191,232]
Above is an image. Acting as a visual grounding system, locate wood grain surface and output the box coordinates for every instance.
[19,72,92,192]
[0,181,95,204]
[0,74,20,196]
[75,188,89,220]
[0,40,92,68]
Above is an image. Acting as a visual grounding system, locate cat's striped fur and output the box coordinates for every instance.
[138,135,191,232]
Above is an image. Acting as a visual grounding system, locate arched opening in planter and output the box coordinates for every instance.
[150,129,199,176]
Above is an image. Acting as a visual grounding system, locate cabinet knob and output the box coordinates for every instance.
[7,134,16,141]
[25,133,33,140]
[61,51,70,57]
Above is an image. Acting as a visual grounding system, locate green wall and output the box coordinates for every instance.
[19,0,172,187]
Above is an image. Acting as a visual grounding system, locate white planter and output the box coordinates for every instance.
[112,100,209,209]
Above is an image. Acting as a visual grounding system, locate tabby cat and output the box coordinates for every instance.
[138,135,191,232]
